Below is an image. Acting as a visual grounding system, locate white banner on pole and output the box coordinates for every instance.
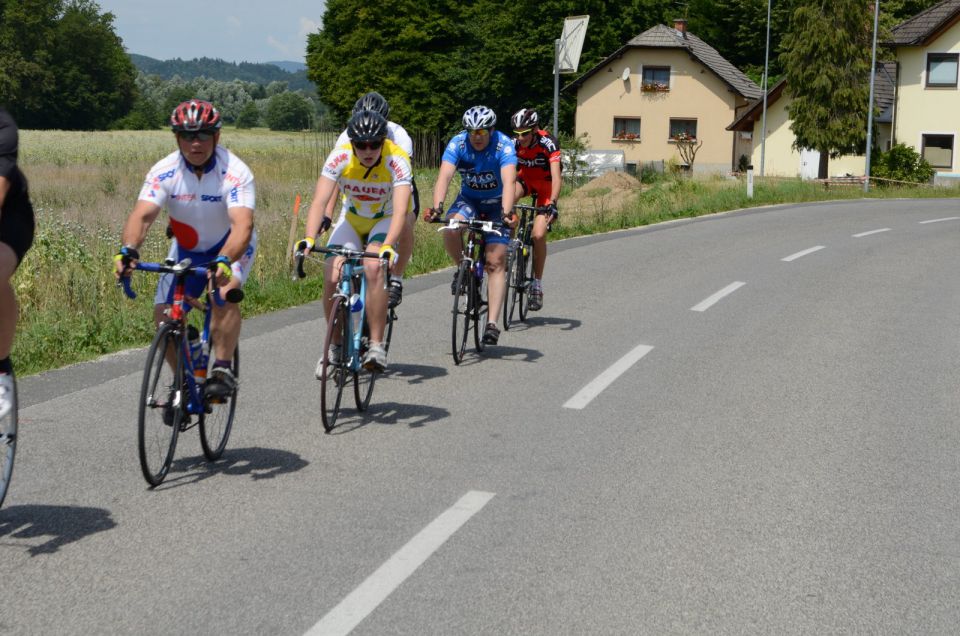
[558,15,589,74]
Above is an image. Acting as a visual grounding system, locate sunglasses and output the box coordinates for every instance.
[353,140,384,151]
[468,128,491,137]
[178,130,216,142]
[514,129,533,137]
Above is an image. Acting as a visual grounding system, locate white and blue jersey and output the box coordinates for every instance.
[442,130,517,202]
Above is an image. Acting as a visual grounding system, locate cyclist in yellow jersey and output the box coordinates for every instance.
[298,110,411,372]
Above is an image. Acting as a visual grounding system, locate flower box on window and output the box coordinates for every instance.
[613,131,641,141]
[641,81,670,92]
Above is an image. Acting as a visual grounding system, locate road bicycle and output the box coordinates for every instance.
[0,370,17,507]
[295,246,394,432]
[503,203,552,330]
[121,259,242,486]
[433,216,505,365]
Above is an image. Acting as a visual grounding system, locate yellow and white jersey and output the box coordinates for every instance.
[320,139,412,219]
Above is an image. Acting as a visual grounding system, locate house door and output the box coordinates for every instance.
[800,148,820,180]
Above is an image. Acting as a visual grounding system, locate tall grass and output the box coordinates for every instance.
[12,129,959,375]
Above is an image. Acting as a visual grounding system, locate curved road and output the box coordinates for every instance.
[4,198,960,634]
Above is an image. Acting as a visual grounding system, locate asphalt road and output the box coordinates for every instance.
[4,198,959,634]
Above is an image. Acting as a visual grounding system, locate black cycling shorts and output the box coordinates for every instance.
[0,190,35,266]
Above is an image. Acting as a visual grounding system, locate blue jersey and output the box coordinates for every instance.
[441,130,517,200]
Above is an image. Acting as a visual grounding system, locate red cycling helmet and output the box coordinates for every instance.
[170,99,222,132]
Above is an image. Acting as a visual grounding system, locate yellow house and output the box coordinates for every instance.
[566,20,761,175]
[729,0,959,181]
[889,0,960,179]
[727,65,896,179]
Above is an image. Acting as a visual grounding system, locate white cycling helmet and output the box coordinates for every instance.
[462,105,496,130]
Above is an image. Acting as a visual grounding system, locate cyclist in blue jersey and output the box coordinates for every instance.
[423,105,517,345]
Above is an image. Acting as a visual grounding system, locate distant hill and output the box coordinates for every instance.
[267,61,307,73]
[129,54,315,92]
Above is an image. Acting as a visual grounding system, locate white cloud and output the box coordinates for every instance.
[299,17,321,38]
[226,15,241,30]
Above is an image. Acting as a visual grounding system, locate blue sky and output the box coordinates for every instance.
[96,1,326,63]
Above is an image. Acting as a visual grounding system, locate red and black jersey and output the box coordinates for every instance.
[515,129,561,184]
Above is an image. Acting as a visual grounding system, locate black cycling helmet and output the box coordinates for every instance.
[511,108,538,131]
[353,91,390,120]
[346,109,388,143]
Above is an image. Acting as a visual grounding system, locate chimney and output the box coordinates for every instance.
[673,19,687,36]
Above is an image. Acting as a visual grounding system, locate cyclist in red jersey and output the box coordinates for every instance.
[511,108,561,311]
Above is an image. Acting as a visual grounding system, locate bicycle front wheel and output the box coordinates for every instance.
[138,322,182,487]
[199,344,238,461]
[321,298,350,431]
[473,268,489,352]
[503,244,517,331]
[354,316,384,412]
[0,371,17,508]
[451,261,471,365]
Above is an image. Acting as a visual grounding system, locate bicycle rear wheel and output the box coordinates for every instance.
[0,371,17,508]
[321,298,350,431]
[518,243,534,322]
[199,344,238,461]
[451,261,471,365]
[138,322,182,487]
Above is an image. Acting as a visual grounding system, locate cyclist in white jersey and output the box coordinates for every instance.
[326,92,417,308]
[114,100,256,399]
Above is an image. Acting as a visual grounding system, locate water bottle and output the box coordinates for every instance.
[349,293,363,335]
[187,325,207,381]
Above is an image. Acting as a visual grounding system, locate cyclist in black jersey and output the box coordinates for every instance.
[0,108,35,418]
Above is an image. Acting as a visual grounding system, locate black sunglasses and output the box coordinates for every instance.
[178,130,217,142]
[353,140,384,151]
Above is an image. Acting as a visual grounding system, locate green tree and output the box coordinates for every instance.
[264,91,312,130]
[235,101,261,129]
[780,0,874,178]
[0,0,136,129]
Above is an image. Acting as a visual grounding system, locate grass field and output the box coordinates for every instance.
[12,128,959,375]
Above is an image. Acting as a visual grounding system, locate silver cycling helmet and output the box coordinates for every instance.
[462,105,496,130]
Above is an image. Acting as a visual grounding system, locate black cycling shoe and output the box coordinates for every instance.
[388,279,403,308]
[204,366,237,399]
[482,322,500,345]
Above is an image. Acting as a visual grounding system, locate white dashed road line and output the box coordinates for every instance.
[690,281,746,312]
[852,228,891,238]
[919,217,959,224]
[782,246,826,262]
[563,344,654,410]
[306,491,496,636]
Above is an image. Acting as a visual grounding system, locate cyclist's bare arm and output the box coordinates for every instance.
[0,174,9,214]
[220,205,254,262]
[303,175,339,245]
[382,184,411,249]
[121,200,162,249]
[429,161,457,217]
[500,163,517,224]
[549,161,562,204]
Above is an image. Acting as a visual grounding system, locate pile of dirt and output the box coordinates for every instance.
[562,170,644,220]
